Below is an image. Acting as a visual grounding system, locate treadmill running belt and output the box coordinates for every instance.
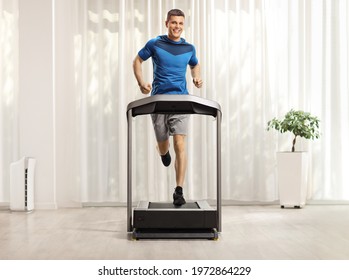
[148,202,200,209]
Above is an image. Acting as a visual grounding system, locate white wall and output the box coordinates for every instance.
[18,0,56,209]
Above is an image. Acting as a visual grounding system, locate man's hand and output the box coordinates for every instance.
[193,77,203,88]
[139,83,152,94]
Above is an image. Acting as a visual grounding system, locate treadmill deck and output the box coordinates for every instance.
[132,200,218,239]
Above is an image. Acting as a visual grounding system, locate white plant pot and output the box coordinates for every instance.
[277,152,308,208]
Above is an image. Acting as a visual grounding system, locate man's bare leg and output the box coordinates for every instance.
[173,134,187,186]
[173,134,187,205]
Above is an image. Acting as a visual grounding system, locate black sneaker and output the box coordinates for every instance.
[161,151,171,167]
[173,187,186,206]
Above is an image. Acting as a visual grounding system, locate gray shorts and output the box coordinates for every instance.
[151,114,189,142]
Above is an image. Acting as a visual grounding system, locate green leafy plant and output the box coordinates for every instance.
[267,109,320,152]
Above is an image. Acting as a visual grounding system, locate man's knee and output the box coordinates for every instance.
[173,135,186,153]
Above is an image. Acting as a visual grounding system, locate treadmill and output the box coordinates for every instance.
[126,94,222,239]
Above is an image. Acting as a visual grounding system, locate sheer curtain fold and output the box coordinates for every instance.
[0,0,18,204]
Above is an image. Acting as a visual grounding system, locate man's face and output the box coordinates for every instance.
[166,16,184,41]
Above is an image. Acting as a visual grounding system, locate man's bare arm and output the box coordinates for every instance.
[190,63,203,88]
[133,55,152,94]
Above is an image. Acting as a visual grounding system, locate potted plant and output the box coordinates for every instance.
[267,109,320,208]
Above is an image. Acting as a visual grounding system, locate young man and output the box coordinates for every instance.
[133,9,203,206]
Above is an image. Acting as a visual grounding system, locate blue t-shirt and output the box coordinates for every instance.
[138,35,198,95]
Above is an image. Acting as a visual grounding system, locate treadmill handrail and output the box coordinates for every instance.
[126,94,222,233]
[127,94,221,117]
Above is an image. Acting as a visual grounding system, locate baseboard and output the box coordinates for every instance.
[83,200,349,207]
[0,202,10,211]
[3,200,346,210]
[82,202,127,207]
[57,201,83,208]
[33,202,58,210]
[306,200,349,205]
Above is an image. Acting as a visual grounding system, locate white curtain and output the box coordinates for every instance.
[264,0,349,200]
[2,0,347,206]
[0,0,18,204]
[57,0,349,202]
[57,0,349,205]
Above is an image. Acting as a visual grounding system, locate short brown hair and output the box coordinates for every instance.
[166,9,185,22]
